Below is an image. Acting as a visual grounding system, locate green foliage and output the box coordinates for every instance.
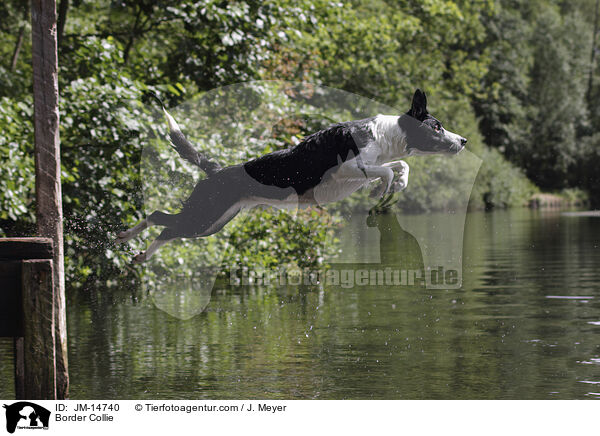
[559,187,589,205]
[576,132,600,203]
[58,38,151,285]
[0,97,35,227]
[471,147,538,209]
[273,0,492,102]
[225,208,341,270]
[474,0,598,196]
[523,8,590,189]
[0,0,31,98]
[472,0,534,150]
[1,0,597,290]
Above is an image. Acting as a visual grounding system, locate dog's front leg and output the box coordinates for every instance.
[364,165,395,198]
[383,160,409,192]
[368,161,409,202]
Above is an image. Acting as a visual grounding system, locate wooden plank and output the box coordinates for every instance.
[21,259,56,400]
[0,238,53,260]
[14,337,24,399]
[0,262,23,337]
[31,0,69,399]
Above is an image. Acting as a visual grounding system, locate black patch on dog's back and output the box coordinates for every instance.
[243,117,375,195]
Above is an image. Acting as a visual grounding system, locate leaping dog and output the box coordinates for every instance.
[116,89,466,263]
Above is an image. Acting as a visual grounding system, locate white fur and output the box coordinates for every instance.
[163,107,181,132]
[310,115,413,205]
[368,115,409,162]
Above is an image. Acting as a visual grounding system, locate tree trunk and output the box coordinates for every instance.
[57,0,69,48]
[588,0,599,98]
[31,0,69,400]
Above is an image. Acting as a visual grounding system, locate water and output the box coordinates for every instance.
[1,208,600,399]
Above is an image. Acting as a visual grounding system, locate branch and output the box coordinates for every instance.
[9,4,29,71]
[57,0,69,48]
[10,25,26,71]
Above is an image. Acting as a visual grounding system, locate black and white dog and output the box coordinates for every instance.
[117,89,466,263]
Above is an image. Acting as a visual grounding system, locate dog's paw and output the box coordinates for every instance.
[391,177,407,193]
[132,252,146,264]
[394,160,409,175]
[391,162,409,192]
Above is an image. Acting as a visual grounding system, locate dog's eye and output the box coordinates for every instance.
[434,123,442,132]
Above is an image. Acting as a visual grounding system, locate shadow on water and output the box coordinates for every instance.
[366,207,424,270]
[1,208,600,399]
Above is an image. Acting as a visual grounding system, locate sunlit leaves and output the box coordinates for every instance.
[0,97,35,225]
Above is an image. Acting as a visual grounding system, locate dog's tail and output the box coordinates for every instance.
[149,93,222,176]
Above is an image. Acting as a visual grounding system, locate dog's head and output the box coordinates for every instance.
[400,89,466,155]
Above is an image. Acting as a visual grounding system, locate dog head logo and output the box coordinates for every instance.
[3,402,50,434]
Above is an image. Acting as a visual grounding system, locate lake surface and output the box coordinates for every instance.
[1,208,600,399]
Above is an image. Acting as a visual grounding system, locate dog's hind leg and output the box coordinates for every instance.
[147,211,179,226]
[132,228,176,264]
[116,211,179,243]
[116,219,149,243]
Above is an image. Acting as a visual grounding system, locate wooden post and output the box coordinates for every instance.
[31,0,69,398]
[21,260,56,399]
[14,337,25,399]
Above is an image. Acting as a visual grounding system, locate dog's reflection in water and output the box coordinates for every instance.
[366,197,424,272]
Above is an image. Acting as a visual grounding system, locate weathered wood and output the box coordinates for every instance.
[0,238,53,260]
[0,262,23,337]
[14,337,25,399]
[31,0,69,399]
[21,259,56,400]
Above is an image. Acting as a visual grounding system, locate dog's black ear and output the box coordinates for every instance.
[408,89,428,121]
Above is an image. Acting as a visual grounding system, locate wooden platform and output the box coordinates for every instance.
[0,237,58,398]
[0,238,53,337]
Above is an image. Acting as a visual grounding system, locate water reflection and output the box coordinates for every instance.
[1,208,599,399]
[366,205,424,270]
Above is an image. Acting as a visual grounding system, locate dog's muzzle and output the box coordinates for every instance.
[454,137,467,154]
